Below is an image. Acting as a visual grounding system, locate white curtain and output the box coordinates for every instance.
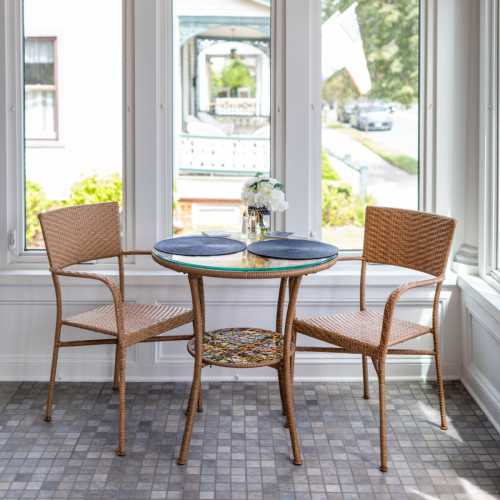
[25,38,54,64]
[25,38,56,139]
[25,89,56,139]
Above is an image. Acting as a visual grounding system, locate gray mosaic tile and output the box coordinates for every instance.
[0,382,494,499]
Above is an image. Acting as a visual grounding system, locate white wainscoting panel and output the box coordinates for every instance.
[0,269,461,382]
[460,275,500,433]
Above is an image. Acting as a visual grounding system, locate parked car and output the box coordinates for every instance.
[351,103,393,131]
[337,102,356,124]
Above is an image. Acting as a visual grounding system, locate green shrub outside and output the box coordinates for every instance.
[26,174,122,248]
[322,181,371,228]
[322,150,339,181]
[25,180,54,246]
[321,150,371,227]
[27,157,372,247]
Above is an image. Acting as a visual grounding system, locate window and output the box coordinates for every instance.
[23,0,124,250]
[320,0,420,249]
[1,1,432,266]
[24,37,58,140]
[478,0,500,284]
[172,0,272,235]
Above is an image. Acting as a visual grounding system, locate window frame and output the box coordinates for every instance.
[479,0,500,288]
[24,35,59,142]
[0,0,135,266]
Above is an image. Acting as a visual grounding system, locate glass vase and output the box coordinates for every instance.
[248,206,271,236]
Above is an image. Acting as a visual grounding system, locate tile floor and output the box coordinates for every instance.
[0,381,497,499]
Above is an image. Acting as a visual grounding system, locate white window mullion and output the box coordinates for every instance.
[478,0,499,283]
[132,0,164,261]
[284,0,319,238]
[5,0,26,265]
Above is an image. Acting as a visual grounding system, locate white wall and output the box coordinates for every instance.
[0,266,461,382]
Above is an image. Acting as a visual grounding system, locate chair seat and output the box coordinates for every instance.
[294,310,431,353]
[64,303,193,345]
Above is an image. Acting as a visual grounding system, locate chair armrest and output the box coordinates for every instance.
[54,269,125,334]
[380,276,443,345]
[336,255,364,262]
[122,250,152,256]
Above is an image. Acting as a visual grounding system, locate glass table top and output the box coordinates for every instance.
[152,235,337,274]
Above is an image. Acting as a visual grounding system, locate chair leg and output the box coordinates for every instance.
[178,363,202,465]
[433,333,448,430]
[197,385,203,413]
[185,379,203,415]
[112,343,120,391]
[377,355,388,472]
[115,343,127,457]
[282,360,302,465]
[45,322,62,422]
[278,367,287,418]
[362,354,370,400]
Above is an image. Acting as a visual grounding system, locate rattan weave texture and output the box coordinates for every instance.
[39,202,122,270]
[294,311,431,354]
[363,206,455,276]
[64,304,193,346]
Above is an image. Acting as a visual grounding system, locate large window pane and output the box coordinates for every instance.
[23,0,123,250]
[321,0,419,249]
[173,0,272,235]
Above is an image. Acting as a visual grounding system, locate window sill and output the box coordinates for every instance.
[25,139,65,149]
[458,274,500,324]
[0,262,458,289]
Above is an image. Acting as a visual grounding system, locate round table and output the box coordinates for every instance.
[152,244,337,465]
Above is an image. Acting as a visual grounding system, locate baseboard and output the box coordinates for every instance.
[0,353,460,383]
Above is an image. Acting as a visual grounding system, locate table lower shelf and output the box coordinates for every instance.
[187,327,283,368]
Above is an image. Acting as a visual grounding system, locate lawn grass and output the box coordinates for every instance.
[328,123,418,176]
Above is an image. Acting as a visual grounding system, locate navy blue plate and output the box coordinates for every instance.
[154,236,246,257]
[247,239,338,260]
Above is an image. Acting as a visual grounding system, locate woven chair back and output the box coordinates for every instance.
[39,202,122,270]
[362,206,456,277]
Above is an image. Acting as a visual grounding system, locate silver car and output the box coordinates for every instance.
[351,103,393,131]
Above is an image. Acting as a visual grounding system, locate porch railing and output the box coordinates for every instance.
[178,134,270,176]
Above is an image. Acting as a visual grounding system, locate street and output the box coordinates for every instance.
[367,105,419,159]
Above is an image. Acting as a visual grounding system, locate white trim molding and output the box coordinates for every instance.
[460,274,500,433]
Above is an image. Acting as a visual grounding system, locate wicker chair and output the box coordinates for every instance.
[293,206,456,472]
[38,202,194,456]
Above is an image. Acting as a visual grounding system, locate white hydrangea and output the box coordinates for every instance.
[241,174,288,213]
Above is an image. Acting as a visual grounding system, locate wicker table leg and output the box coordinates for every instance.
[276,278,288,418]
[281,276,303,465]
[178,275,204,465]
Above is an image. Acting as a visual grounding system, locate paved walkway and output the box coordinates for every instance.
[322,128,418,210]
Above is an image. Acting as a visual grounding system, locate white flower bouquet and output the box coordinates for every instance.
[241,174,289,213]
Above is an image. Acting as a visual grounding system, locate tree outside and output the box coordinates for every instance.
[322,0,419,108]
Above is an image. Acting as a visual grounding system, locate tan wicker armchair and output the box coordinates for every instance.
[38,202,194,456]
[293,206,456,472]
